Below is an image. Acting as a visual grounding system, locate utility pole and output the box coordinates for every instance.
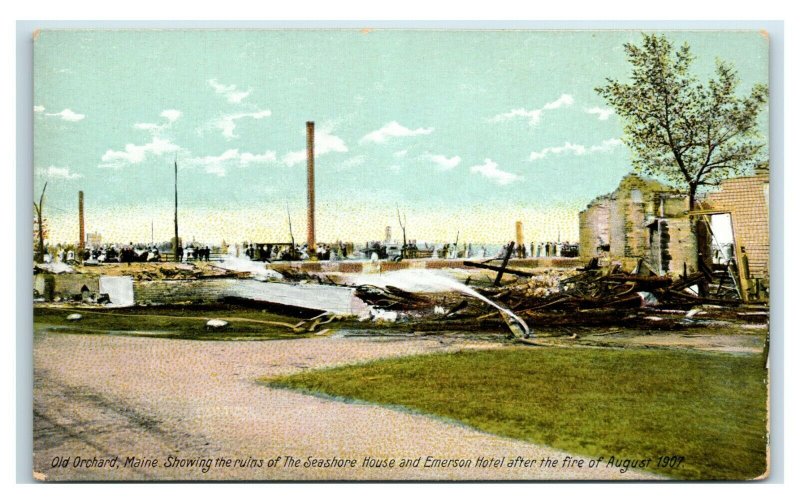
[78,190,85,253]
[173,155,179,262]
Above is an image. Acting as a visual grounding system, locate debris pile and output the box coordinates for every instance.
[492,259,743,315]
[347,258,754,339]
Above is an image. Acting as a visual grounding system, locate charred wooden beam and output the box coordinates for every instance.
[600,275,673,288]
[463,260,534,278]
[493,241,515,287]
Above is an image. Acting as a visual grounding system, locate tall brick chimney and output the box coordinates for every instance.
[306,121,316,252]
[78,191,85,251]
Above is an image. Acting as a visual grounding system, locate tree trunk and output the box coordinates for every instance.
[688,182,710,295]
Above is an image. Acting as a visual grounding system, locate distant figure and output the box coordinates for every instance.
[177,246,184,262]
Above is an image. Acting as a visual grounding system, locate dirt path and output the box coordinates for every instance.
[33,331,659,481]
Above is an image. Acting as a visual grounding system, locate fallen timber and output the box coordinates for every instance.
[349,257,752,339]
[463,261,535,279]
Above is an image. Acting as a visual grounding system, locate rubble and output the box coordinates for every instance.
[342,256,758,340]
[34,262,74,274]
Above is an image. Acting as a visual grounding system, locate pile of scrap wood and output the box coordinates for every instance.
[354,284,439,311]
[478,258,743,315]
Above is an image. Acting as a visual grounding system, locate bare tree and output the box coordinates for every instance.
[33,182,47,262]
[396,204,407,258]
[286,202,296,251]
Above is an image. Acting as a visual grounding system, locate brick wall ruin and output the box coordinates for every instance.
[579,172,770,283]
[702,175,769,280]
[579,174,694,275]
[579,196,610,257]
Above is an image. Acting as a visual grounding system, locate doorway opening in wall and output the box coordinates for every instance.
[709,213,735,267]
[697,211,743,301]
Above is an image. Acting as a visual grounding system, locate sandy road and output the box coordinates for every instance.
[33,330,658,481]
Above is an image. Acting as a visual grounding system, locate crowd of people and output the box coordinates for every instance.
[175,245,212,262]
[39,238,581,266]
[243,242,355,262]
[530,241,580,258]
[41,242,222,264]
[43,243,164,264]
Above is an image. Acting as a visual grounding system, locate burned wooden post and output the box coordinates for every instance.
[34,182,47,262]
[173,156,180,262]
[494,241,515,286]
[286,202,296,253]
[78,190,85,254]
[464,260,535,279]
[396,205,407,258]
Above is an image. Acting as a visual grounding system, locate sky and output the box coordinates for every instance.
[33,29,769,245]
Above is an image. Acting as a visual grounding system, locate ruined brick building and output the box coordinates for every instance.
[698,174,770,297]
[579,174,696,274]
[579,172,769,299]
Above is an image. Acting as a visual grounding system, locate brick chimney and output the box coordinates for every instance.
[306,121,316,252]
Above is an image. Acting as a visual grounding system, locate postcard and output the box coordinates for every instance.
[32,28,770,481]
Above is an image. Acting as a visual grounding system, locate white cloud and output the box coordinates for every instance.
[529,138,623,161]
[489,108,543,125]
[469,159,521,185]
[529,142,586,161]
[589,138,624,152]
[543,94,575,110]
[490,94,574,125]
[133,109,182,133]
[212,110,272,139]
[360,121,434,144]
[240,151,278,165]
[161,109,182,122]
[189,149,239,177]
[33,105,45,113]
[423,153,461,171]
[39,165,82,180]
[393,149,408,159]
[585,107,615,121]
[45,108,85,122]
[186,149,278,177]
[100,137,181,168]
[208,78,252,103]
[282,130,348,167]
[133,122,161,132]
[281,150,307,168]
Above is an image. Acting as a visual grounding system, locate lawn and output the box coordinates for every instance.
[269,347,768,480]
[34,305,311,341]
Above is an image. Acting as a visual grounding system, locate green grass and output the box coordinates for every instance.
[269,347,768,480]
[34,305,311,341]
